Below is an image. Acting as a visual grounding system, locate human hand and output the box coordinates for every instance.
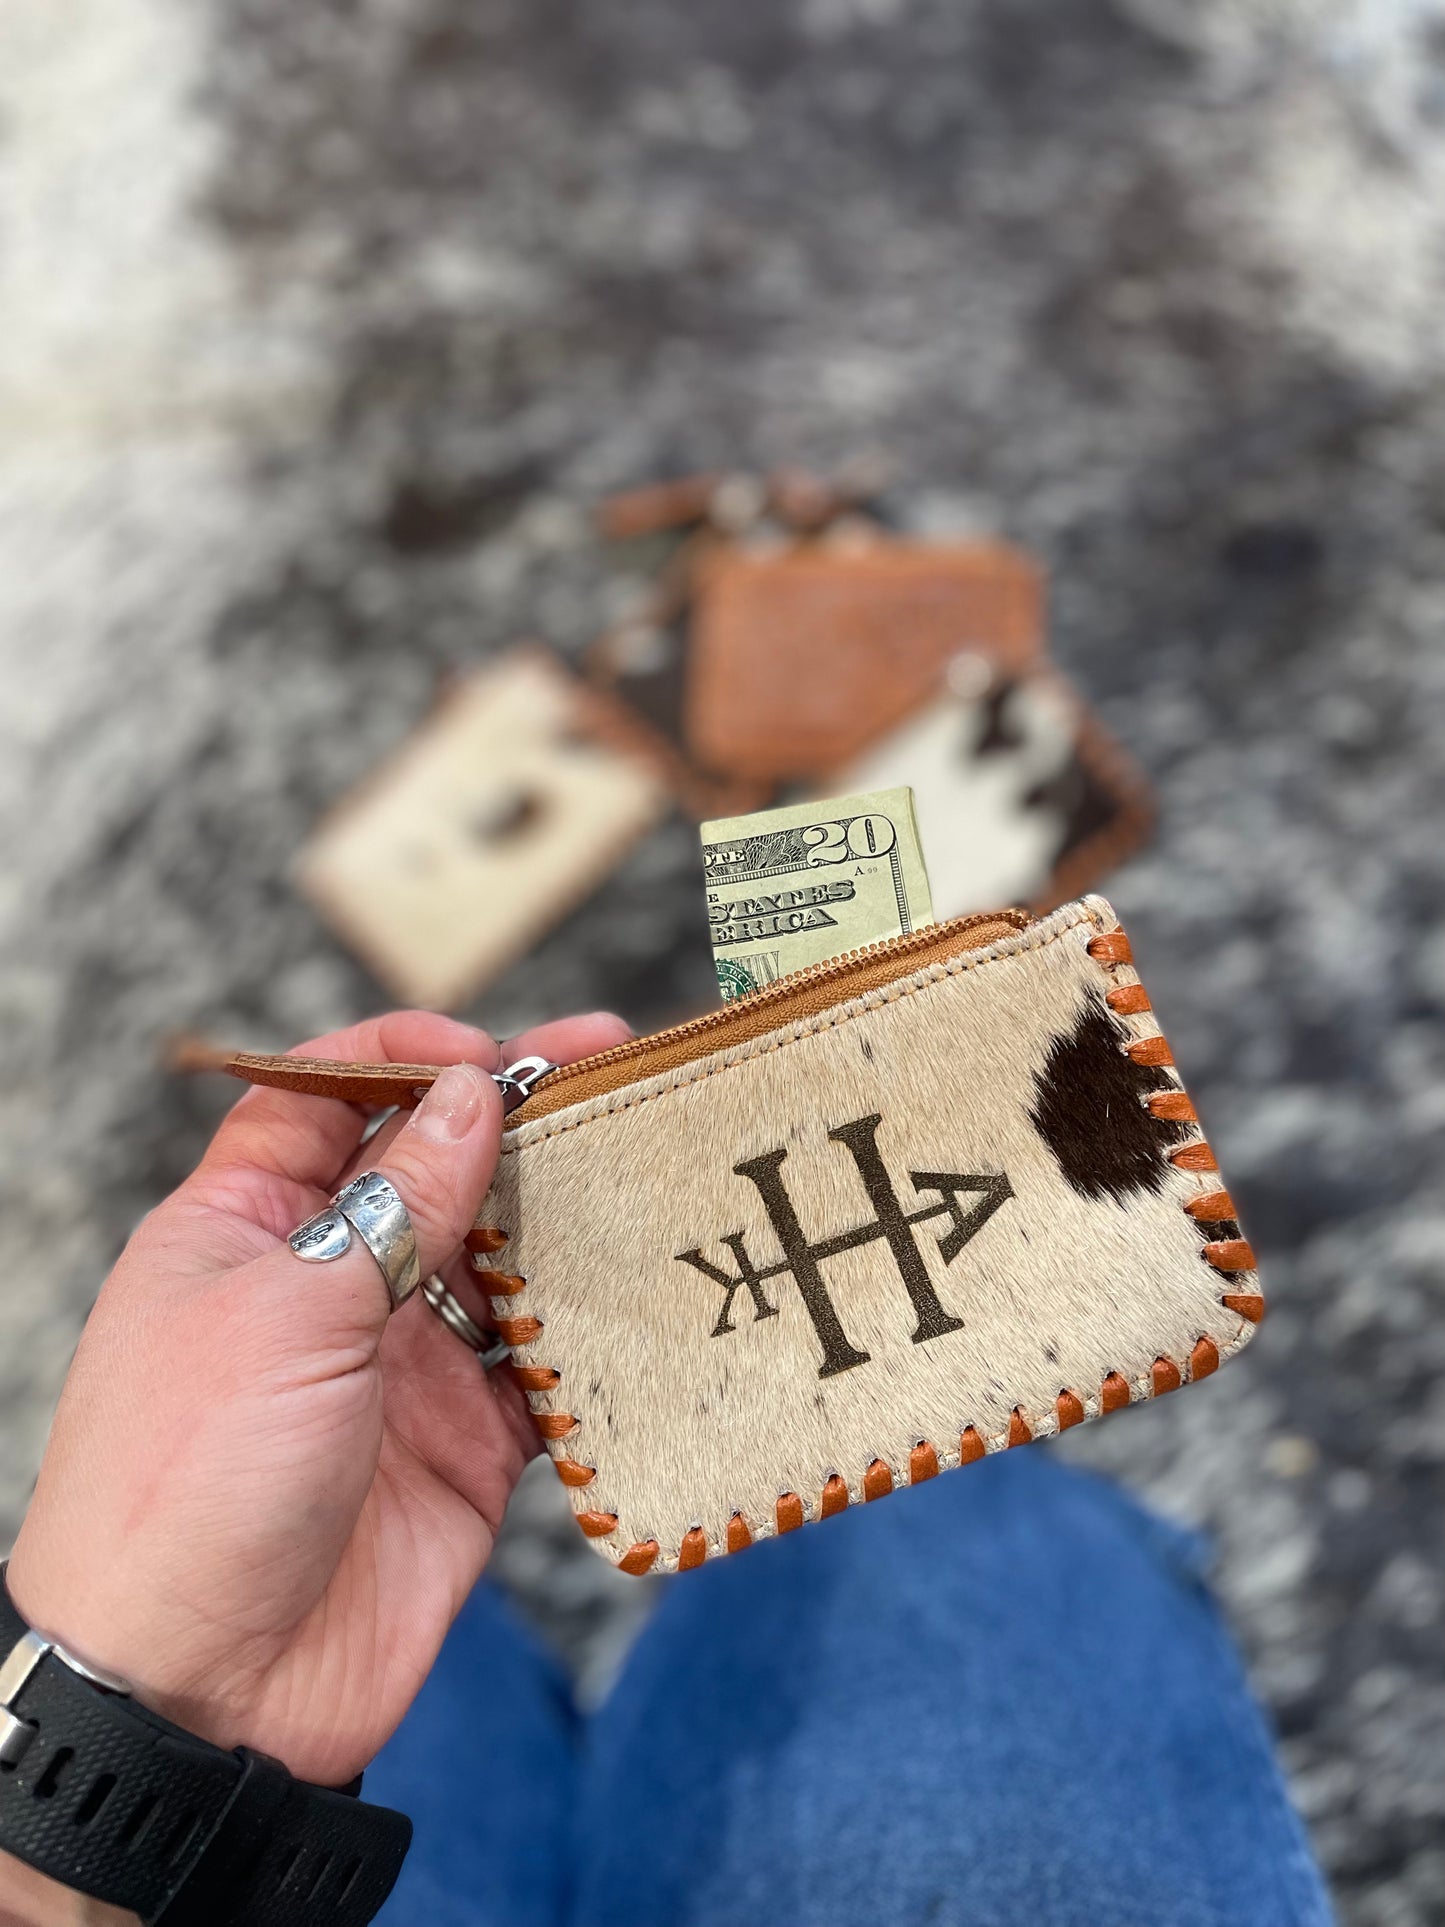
[5,1008,628,1793]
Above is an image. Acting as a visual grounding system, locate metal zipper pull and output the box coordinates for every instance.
[493,1055,560,1114]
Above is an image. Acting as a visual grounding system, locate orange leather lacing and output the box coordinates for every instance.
[594,1356,1229,1576]
[465,1227,600,1500]
[1088,928,1264,1325]
[469,920,1262,1573]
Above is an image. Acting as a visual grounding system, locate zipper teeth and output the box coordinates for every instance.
[525,907,1029,1097]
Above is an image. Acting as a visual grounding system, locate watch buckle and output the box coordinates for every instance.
[0,1627,131,1771]
[0,1709,33,1769]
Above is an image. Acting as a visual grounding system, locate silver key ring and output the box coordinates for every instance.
[421,1273,512,1369]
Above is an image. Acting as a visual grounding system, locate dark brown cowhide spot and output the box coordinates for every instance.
[1029,1003,1192,1204]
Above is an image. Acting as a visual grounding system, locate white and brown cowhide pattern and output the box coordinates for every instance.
[477,896,1257,1570]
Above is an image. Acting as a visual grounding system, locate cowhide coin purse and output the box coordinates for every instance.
[214,895,1261,1575]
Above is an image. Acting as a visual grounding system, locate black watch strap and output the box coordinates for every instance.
[0,1569,411,1924]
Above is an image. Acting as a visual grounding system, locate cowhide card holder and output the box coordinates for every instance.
[216,896,1261,1574]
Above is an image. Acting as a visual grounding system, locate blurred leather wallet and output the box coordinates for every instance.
[214,897,1261,1574]
[685,540,1044,781]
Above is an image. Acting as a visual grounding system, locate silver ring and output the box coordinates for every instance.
[421,1274,512,1369]
[288,1171,421,1311]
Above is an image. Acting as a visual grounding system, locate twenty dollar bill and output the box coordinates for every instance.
[701,786,935,1001]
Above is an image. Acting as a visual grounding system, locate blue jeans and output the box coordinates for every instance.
[366,1454,1332,1926]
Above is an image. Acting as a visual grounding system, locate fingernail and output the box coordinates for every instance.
[431,1019,502,1071]
[413,1063,489,1142]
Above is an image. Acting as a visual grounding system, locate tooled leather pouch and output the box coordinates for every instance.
[217,896,1261,1575]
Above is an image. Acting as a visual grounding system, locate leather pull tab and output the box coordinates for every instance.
[169,1039,441,1108]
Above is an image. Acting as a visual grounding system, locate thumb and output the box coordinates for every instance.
[273,1062,505,1344]
[370,1061,505,1287]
